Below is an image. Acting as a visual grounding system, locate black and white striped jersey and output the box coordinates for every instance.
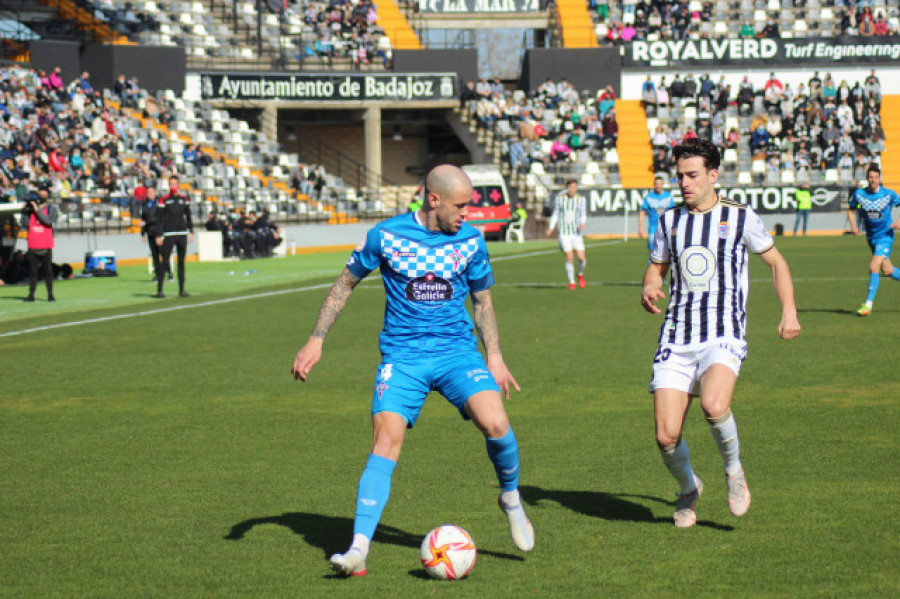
[650,198,774,345]
[548,192,587,237]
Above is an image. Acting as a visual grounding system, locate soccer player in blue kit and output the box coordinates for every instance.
[292,165,534,577]
[639,176,676,251]
[848,165,900,316]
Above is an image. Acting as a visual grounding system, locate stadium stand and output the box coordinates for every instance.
[0,63,387,237]
[590,0,900,43]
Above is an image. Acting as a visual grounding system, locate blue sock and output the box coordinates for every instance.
[891,268,900,282]
[352,454,396,541]
[485,427,519,492]
[866,272,880,303]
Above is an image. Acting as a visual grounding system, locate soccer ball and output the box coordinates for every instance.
[420,525,477,580]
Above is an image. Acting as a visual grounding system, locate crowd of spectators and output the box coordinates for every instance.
[642,69,885,181]
[460,77,619,174]
[591,0,899,44]
[0,64,182,207]
[285,0,393,67]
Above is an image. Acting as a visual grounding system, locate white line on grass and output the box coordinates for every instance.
[0,240,853,339]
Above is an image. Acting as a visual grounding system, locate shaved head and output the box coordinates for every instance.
[425,164,471,199]
[421,164,473,234]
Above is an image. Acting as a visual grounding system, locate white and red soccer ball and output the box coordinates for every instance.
[420,525,477,580]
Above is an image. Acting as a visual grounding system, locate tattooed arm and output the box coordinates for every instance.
[471,288,520,399]
[292,268,362,381]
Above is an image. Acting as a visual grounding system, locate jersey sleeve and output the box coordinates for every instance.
[346,226,382,278]
[468,234,495,292]
[848,191,859,210]
[578,197,587,226]
[641,196,650,213]
[743,206,775,254]
[649,218,669,263]
[891,189,900,207]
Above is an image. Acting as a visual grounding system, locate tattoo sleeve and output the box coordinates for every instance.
[471,288,501,355]
[310,269,362,339]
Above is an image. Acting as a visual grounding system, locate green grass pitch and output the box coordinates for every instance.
[1,235,898,597]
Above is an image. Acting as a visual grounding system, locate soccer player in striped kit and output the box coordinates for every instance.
[640,138,801,528]
[546,178,587,290]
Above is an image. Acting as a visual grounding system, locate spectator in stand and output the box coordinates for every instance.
[550,134,572,163]
[739,21,755,38]
[757,16,780,38]
[460,80,478,113]
[601,108,618,148]
[476,78,492,99]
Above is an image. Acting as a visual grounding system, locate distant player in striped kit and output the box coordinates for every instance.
[640,138,801,528]
[546,178,587,290]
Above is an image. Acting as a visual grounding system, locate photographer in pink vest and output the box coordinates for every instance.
[20,184,58,302]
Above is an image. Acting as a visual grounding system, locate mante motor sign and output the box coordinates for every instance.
[200,73,457,101]
[579,185,847,216]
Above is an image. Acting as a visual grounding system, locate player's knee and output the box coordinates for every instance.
[480,414,510,439]
[656,437,680,452]
[700,396,730,421]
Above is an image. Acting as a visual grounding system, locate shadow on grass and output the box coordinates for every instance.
[225,512,525,562]
[520,486,733,531]
[504,282,642,290]
[797,308,858,315]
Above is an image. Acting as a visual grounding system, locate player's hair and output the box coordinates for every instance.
[673,137,721,171]
[565,178,578,186]
[654,175,665,183]
[867,164,881,176]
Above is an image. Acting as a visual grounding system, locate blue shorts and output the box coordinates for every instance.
[371,353,500,428]
[867,235,894,258]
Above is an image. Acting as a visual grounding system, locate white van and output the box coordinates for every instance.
[461,164,512,238]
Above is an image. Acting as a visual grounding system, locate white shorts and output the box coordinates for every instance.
[648,339,747,395]
[559,234,585,253]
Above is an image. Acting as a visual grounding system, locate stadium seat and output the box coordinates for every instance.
[753,9,766,23]
[580,173,595,186]
[738,171,752,185]
[605,149,619,164]
[794,20,808,35]
[781,170,795,184]
[824,169,839,183]
[714,21,728,36]
[723,149,738,164]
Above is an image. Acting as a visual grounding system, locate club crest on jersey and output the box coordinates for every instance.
[450,250,464,273]
[376,381,389,399]
[406,272,452,302]
[718,221,729,239]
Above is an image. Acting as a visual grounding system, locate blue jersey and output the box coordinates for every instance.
[849,185,900,240]
[346,212,494,361]
[642,191,676,230]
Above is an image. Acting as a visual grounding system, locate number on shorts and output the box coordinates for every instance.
[653,348,671,363]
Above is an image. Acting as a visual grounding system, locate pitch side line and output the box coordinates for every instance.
[1,240,629,338]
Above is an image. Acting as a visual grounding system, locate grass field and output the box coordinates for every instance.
[1,235,898,597]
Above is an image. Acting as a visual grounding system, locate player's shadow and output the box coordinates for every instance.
[225,512,524,566]
[797,308,858,315]
[520,485,733,531]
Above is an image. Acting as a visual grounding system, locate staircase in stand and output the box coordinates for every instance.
[615,99,654,189]
[880,95,900,190]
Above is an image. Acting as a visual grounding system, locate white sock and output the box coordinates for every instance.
[350,533,371,558]
[708,410,742,476]
[865,300,873,308]
[660,440,698,494]
[577,259,586,276]
[565,262,575,284]
[500,489,521,507]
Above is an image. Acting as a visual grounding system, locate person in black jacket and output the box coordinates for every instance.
[153,175,193,298]
[140,185,171,281]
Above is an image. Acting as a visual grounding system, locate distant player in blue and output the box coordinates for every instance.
[639,175,676,251]
[848,165,900,316]
[292,165,534,577]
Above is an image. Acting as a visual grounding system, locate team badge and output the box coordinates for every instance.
[450,250,463,273]
[376,381,389,399]
[718,221,729,239]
